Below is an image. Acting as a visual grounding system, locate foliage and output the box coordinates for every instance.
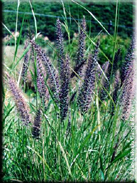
[2,1,134,41]
[2,1,135,182]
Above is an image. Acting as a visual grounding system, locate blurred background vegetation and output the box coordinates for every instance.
[2,1,134,40]
[2,1,134,67]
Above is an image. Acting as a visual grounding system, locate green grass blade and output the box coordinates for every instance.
[2,23,15,39]
[3,105,15,122]
[27,146,53,175]
[111,149,131,164]
[29,0,37,36]
[58,141,72,178]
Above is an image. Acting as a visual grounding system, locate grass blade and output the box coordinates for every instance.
[58,141,72,177]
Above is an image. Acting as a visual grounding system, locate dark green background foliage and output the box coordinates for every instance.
[3,1,134,41]
[2,1,134,68]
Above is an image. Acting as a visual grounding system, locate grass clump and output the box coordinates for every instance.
[2,2,135,182]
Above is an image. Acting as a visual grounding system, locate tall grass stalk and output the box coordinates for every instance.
[15,0,20,48]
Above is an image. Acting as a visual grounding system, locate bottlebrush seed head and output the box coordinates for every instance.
[121,38,135,84]
[77,55,97,113]
[21,40,30,83]
[6,74,31,125]
[56,19,65,74]
[77,17,86,64]
[56,19,65,59]
[76,17,86,76]
[60,54,70,121]
[36,56,49,106]
[77,39,100,113]
[32,109,41,138]
[120,38,135,120]
[30,40,60,103]
[120,42,135,121]
[120,70,134,121]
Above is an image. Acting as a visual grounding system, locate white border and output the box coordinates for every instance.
[135,0,137,181]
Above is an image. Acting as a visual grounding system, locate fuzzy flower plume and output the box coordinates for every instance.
[32,109,41,138]
[75,17,86,77]
[56,19,71,120]
[37,56,49,107]
[121,38,135,84]
[60,54,70,121]
[56,19,65,74]
[21,40,30,83]
[70,17,86,78]
[6,73,31,125]
[77,55,96,113]
[30,40,60,103]
[120,71,134,120]
[69,17,86,79]
[120,38,135,120]
[77,40,100,113]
